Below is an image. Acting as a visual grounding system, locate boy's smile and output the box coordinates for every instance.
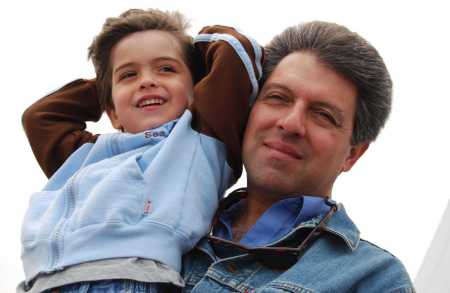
[137,95,166,110]
[108,30,194,133]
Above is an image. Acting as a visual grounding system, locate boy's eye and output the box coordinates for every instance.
[159,65,176,73]
[118,71,136,81]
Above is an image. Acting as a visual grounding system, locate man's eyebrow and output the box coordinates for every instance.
[263,81,295,95]
[266,81,346,118]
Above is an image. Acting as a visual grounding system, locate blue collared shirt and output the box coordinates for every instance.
[214,195,331,247]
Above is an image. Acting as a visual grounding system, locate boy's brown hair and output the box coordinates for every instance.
[88,8,194,111]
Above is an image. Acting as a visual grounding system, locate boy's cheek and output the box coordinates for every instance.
[106,108,123,131]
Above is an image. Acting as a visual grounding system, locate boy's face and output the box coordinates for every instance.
[108,30,193,133]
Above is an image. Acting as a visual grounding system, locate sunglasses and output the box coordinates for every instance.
[207,189,337,270]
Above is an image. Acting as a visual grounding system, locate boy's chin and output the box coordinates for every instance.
[122,121,169,133]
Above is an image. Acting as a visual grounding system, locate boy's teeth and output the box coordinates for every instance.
[139,98,164,107]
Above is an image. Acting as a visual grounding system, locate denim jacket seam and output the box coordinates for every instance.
[237,264,264,291]
[194,245,216,263]
[204,258,262,292]
[206,269,244,292]
[268,280,315,293]
[389,286,416,293]
[272,223,359,252]
[359,238,400,259]
[270,207,360,251]
[323,227,359,251]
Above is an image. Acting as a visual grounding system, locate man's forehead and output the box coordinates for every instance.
[263,52,357,107]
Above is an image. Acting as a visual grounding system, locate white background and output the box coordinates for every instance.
[1,1,449,291]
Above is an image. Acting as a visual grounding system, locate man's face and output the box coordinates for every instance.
[242,51,368,198]
[108,30,193,133]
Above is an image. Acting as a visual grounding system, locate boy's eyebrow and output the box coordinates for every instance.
[113,57,184,75]
[113,62,135,75]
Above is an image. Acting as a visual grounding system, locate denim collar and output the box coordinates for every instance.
[322,204,360,250]
[210,188,360,251]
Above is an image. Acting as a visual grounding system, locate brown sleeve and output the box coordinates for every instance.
[22,79,102,178]
[190,25,263,180]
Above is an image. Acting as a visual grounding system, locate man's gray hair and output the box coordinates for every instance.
[264,21,392,145]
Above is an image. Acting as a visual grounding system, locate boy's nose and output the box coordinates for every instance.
[140,74,158,89]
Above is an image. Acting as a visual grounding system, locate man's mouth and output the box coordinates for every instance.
[263,140,303,160]
[137,96,166,109]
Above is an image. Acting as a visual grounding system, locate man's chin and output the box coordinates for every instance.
[248,172,299,198]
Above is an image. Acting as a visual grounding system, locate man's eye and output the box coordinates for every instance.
[159,65,176,73]
[316,111,339,126]
[266,94,286,101]
[269,95,282,99]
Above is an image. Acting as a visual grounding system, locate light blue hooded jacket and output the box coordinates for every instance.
[20,26,263,286]
[21,110,232,282]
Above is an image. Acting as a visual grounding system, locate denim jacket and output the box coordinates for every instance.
[181,193,415,293]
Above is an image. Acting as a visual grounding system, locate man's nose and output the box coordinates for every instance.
[276,102,306,138]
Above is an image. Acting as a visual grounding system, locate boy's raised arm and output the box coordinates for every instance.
[22,79,102,178]
[23,26,262,180]
[191,25,263,179]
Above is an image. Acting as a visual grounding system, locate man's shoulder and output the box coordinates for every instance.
[357,238,410,272]
[339,237,414,292]
[358,238,402,259]
[318,204,415,292]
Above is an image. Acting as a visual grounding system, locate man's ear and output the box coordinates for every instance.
[341,143,369,172]
[106,108,123,131]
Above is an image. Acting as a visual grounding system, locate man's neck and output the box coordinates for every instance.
[231,185,284,242]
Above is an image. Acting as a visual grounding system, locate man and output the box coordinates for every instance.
[180,22,415,292]
[23,21,414,292]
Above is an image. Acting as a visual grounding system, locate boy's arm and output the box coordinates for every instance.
[191,25,263,179]
[22,79,101,178]
[23,26,262,179]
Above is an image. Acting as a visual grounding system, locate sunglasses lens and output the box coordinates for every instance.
[253,249,298,270]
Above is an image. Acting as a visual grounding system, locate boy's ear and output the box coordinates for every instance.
[341,142,369,172]
[106,108,123,131]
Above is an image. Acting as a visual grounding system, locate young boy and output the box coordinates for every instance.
[20,8,262,293]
